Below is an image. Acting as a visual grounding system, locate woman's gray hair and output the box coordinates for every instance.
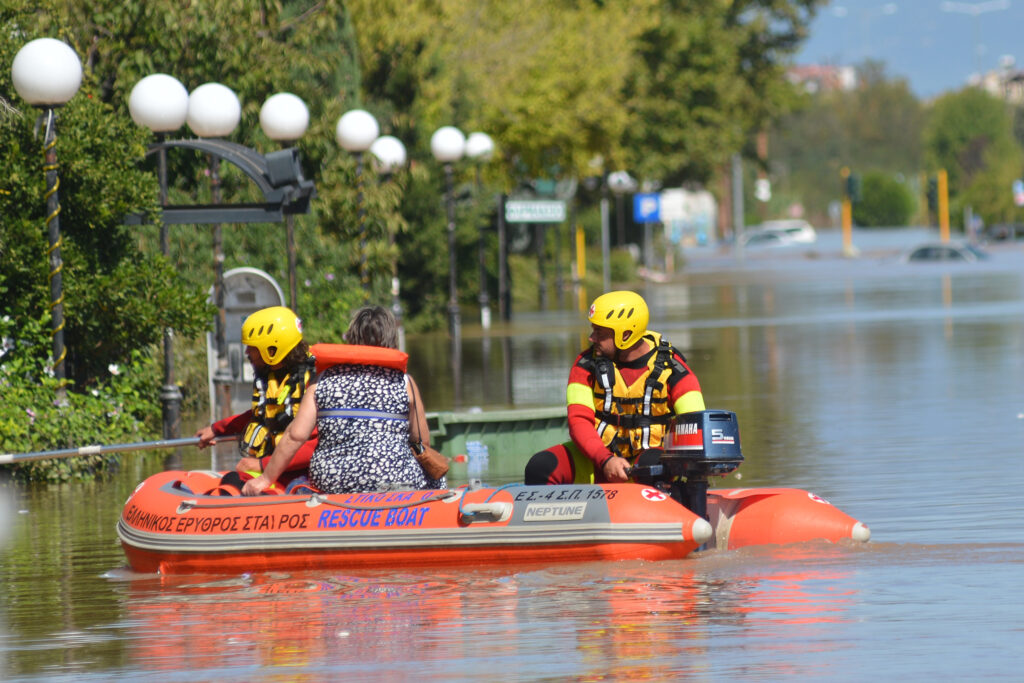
[343,305,399,349]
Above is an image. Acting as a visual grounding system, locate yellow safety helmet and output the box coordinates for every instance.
[588,290,649,350]
[241,306,303,365]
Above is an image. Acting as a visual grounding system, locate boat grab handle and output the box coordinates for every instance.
[459,502,513,524]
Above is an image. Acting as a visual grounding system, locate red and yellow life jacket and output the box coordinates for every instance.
[577,332,683,460]
[241,354,315,459]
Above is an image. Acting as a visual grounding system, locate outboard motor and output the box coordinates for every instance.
[630,410,744,520]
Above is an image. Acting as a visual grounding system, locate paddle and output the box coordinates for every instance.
[0,435,238,465]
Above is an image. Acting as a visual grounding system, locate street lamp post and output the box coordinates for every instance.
[336,109,380,299]
[259,92,310,313]
[430,126,467,338]
[128,73,190,438]
[12,39,83,387]
[607,170,638,248]
[369,134,408,350]
[465,131,495,330]
[12,38,84,404]
[186,82,241,422]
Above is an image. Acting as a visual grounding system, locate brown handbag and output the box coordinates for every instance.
[409,383,449,480]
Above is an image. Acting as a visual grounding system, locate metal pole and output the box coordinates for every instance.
[476,166,491,330]
[535,223,547,310]
[157,135,182,439]
[41,108,67,403]
[840,166,854,257]
[575,224,587,313]
[286,213,298,311]
[444,163,461,338]
[938,168,950,243]
[391,275,405,351]
[497,193,509,321]
[615,193,625,246]
[478,224,491,330]
[555,212,566,310]
[731,153,745,261]
[451,330,463,410]
[0,435,238,465]
[600,194,611,293]
[643,222,653,268]
[356,151,369,298]
[210,156,232,421]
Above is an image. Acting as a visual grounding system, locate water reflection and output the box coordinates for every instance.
[115,545,863,681]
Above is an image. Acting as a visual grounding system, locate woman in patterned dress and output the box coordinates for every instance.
[242,306,446,495]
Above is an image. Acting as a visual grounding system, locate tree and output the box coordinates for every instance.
[770,61,925,226]
[851,171,917,227]
[0,20,211,389]
[923,87,1023,227]
[624,0,826,187]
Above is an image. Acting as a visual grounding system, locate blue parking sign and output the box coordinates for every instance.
[634,193,660,223]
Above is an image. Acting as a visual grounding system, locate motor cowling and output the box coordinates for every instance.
[661,409,744,478]
[630,410,744,521]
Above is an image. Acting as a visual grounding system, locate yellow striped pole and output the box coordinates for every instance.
[938,169,949,243]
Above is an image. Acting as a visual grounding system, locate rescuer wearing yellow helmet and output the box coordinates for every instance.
[523,290,706,485]
[195,306,317,492]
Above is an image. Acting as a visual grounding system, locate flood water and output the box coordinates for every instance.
[3,228,1024,680]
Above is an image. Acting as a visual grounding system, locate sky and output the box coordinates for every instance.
[795,0,1024,98]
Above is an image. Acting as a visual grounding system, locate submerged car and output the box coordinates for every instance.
[739,219,817,248]
[901,241,989,263]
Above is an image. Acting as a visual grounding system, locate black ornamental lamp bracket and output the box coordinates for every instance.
[123,138,317,225]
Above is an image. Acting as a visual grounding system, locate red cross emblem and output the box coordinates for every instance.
[641,488,667,501]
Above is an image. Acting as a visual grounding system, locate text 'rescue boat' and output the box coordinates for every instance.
[118,410,869,575]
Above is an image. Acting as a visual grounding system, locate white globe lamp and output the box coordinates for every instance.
[430,126,466,163]
[335,109,379,152]
[260,92,309,143]
[128,74,189,133]
[186,83,241,138]
[369,135,407,174]
[12,38,82,106]
[465,132,494,161]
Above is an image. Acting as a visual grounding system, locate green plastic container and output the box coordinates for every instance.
[426,406,567,461]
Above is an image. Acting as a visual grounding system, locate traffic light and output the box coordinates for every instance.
[845,173,862,203]
[926,177,938,211]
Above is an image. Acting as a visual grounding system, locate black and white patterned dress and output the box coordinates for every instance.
[309,364,446,493]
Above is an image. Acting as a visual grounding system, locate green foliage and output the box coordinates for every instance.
[347,0,824,187]
[624,0,826,185]
[769,61,924,226]
[923,87,1023,227]
[1,19,213,393]
[851,171,917,227]
[0,314,159,484]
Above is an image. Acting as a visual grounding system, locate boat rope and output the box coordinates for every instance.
[177,489,457,513]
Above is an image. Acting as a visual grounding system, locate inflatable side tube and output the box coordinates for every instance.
[311,343,408,373]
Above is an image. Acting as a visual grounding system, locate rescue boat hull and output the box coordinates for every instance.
[118,471,713,574]
[118,471,870,575]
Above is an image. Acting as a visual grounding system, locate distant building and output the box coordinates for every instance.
[974,58,1024,105]
[787,65,858,94]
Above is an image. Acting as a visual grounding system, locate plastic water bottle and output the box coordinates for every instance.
[466,440,489,481]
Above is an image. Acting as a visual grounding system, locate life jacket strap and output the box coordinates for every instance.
[593,410,672,429]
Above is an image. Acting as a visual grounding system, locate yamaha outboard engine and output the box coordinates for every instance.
[630,410,744,520]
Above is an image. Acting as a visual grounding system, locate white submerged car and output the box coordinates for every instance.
[740,219,818,247]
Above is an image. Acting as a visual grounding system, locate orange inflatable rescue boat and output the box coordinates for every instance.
[118,408,868,575]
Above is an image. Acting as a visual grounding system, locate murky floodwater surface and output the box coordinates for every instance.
[3,229,1024,680]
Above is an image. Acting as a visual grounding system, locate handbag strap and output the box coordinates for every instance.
[408,376,423,445]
